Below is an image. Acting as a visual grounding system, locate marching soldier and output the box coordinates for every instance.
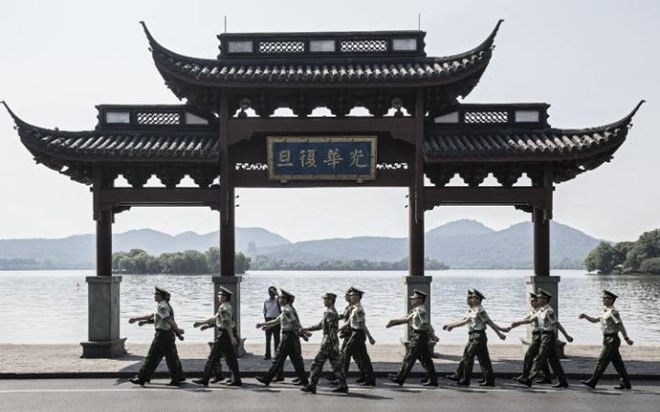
[129,286,185,386]
[514,289,570,388]
[300,293,349,394]
[579,290,633,390]
[443,289,506,387]
[386,289,439,386]
[340,287,376,386]
[192,286,242,386]
[505,291,572,384]
[255,289,309,387]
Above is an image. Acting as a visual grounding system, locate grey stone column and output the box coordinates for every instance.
[81,276,126,358]
[403,276,432,342]
[212,275,245,356]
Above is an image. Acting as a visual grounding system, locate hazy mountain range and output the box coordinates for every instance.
[0,219,600,270]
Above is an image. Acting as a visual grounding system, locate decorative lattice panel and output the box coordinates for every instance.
[340,39,387,53]
[136,112,181,125]
[464,111,508,124]
[258,41,305,54]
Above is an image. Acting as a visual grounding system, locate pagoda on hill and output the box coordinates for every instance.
[3,20,643,357]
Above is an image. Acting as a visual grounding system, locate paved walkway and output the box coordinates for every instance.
[1,343,657,380]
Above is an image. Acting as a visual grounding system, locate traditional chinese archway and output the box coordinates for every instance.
[3,20,642,357]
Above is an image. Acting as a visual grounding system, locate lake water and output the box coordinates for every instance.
[1,270,659,345]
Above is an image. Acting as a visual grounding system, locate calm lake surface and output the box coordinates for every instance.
[1,270,659,345]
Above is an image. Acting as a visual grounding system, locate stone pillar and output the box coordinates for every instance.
[213,275,245,356]
[81,276,126,357]
[403,276,432,342]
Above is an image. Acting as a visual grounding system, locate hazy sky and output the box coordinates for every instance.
[1,0,658,243]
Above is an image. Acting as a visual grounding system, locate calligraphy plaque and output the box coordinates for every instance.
[267,136,377,181]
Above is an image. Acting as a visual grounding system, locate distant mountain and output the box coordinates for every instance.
[0,227,290,269]
[254,219,600,269]
[0,219,600,270]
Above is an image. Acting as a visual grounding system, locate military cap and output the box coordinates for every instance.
[536,288,553,300]
[217,286,233,296]
[345,287,354,295]
[409,289,427,299]
[323,292,337,301]
[348,287,364,296]
[602,290,618,300]
[278,288,295,300]
[155,286,170,297]
[529,291,539,299]
[467,288,485,300]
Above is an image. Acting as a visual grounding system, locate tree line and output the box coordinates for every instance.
[585,228,660,274]
[112,248,251,274]
[250,256,449,271]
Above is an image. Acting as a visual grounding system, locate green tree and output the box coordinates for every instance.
[584,241,617,274]
[639,257,660,274]
[625,229,660,272]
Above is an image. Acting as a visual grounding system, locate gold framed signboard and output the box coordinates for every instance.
[267,136,377,181]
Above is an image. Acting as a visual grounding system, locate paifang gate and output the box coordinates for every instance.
[3,21,643,357]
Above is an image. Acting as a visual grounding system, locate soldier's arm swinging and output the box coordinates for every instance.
[618,320,634,345]
[257,315,280,330]
[129,313,155,325]
[386,313,413,328]
[442,316,470,331]
[578,313,600,323]
[193,316,216,329]
[556,321,574,342]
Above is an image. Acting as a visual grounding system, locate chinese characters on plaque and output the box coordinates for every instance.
[267,136,377,181]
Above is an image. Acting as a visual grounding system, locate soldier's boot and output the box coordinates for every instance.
[300,384,316,394]
[256,376,271,386]
[422,379,438,387]
[552,382,569,388]
[129,377,145,386]
[581,380,596,389]
[331,385,349,394]
[445,374,459,382]
[387,374,403,386]
[192,378,209,386]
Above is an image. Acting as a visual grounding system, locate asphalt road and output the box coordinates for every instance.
[0,378,658,412]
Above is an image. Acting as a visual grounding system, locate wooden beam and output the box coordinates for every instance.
[98,188,221,208]
[423,187,549,209]
[227,117,416,145]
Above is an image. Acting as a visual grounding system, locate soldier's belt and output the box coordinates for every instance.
[468,329,486,334]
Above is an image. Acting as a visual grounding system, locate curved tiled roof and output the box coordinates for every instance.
[142,22,501,88]
[4,104,220,163]
[424,102,644,162]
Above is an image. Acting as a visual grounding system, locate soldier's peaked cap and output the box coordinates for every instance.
[323,292,337,300]
[155,286,170,296]
[536,288,553,300]
[467,289,485,300]
[217,286,233,296]
[529,291,539,299]
[278,288,295,300]
[348,287,364,296]
[345,287,354,295]
[602,290,618,300]
[410,289,427,299]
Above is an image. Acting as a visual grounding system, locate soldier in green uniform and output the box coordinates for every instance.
[443,289,506,387]
[340,287,376,386]
[514,289,570,388]
[299,293,349,394]
[129,286,185,386]
[192,286,242,386]
[386,289,439,387]
[579,290,633,390]
[504,292,554,383]
[255,289,309,387]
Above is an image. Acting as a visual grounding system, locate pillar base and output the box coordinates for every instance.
[83,276,124,358]
[80,338,127,358]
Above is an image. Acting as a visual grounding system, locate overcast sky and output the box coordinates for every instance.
[0,0,657,243]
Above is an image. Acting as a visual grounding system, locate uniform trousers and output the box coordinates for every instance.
[263,331,308,384]
[454,330,494,385]
[527,331,567,385]
[309,342,347,389]
[522,331,551,380]
[138,329,184,382]
[201,333,241,383]
[342,329,375,383]
[395,330,437,383]
[584,334,631,387]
